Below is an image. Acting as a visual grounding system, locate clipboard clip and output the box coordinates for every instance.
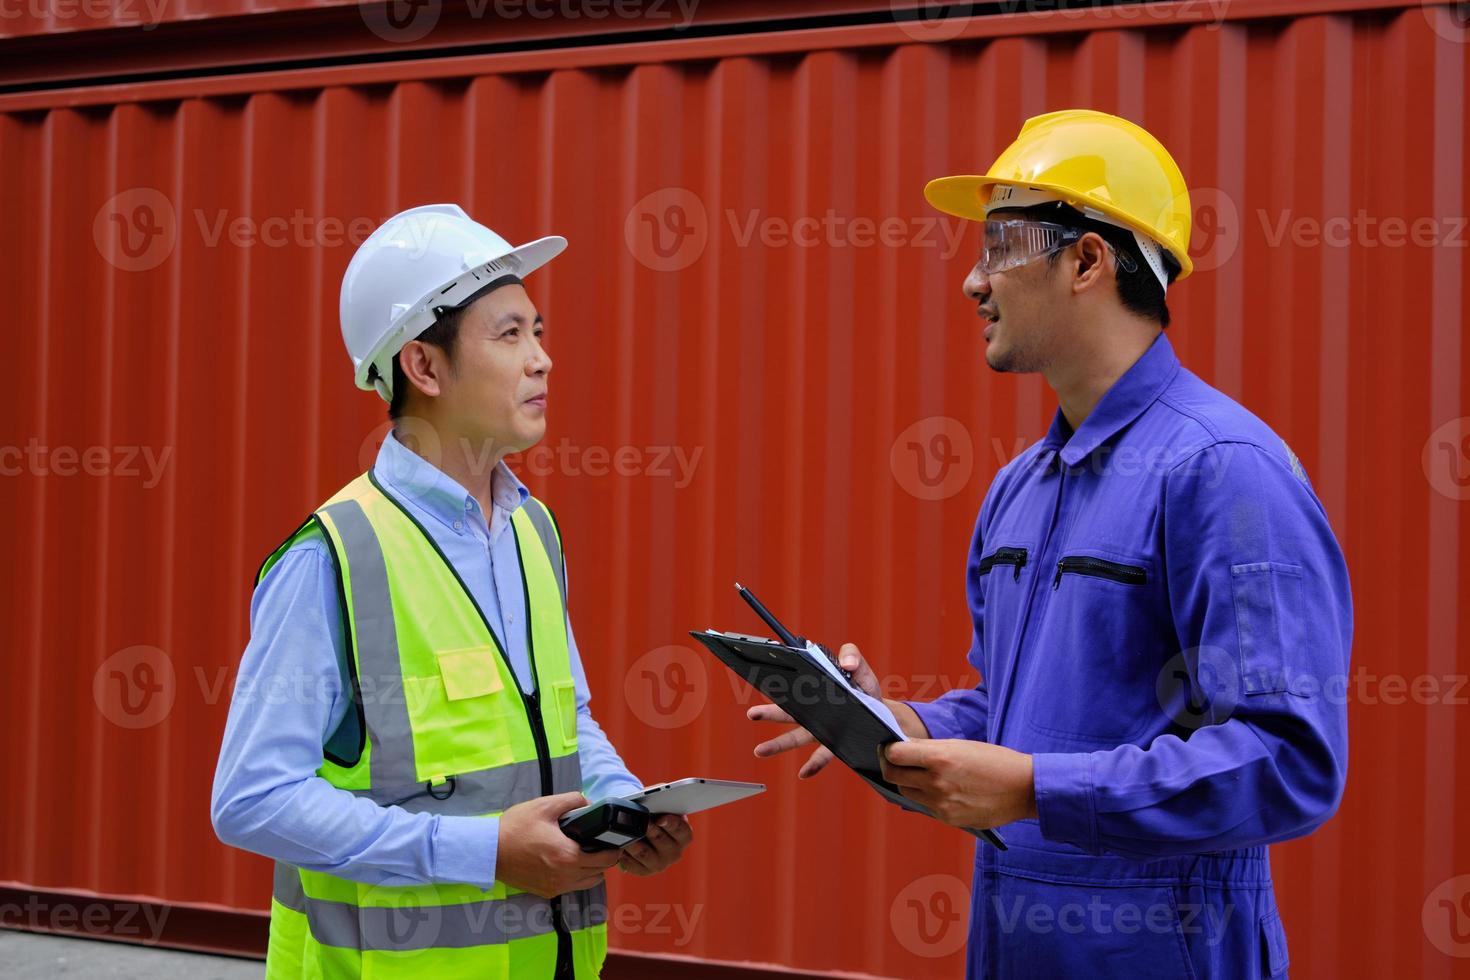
[734,582,855,686]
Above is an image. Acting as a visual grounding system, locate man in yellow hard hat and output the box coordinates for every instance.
[750,110,1350,978]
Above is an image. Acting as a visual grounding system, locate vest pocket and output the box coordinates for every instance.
[436,646,505,701]
[552,679,578,744]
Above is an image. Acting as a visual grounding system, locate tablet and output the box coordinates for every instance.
[626,778,765,815]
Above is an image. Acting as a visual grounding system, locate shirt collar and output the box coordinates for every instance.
[373,430,529,535]
[1042,331,1182,468]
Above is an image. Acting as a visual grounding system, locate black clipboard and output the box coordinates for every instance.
[691,628,1007,850]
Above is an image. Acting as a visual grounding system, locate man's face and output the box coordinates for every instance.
[437,283,552,456]
[963,211,1070,374]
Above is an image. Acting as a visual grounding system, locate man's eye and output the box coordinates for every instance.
[502,328,519,339]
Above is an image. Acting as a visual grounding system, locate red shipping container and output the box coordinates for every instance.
[0,2,1466,976]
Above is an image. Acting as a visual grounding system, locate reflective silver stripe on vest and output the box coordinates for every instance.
[321,499,418,798]
[278,885,606,952]
[562,882,609,931]
[273,861,306,913]
[521,499,566,610]
[353,753,582,816]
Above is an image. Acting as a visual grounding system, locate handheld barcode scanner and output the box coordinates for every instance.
[558,798,651,852]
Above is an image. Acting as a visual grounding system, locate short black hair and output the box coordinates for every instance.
[388,305,466,421]
[1021,201,1180,328]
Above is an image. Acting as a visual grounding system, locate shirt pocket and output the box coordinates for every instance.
[1230,561,1303,695]
[1028,549,1162,743]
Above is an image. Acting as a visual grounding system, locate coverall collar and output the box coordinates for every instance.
[1040,330,1183,468]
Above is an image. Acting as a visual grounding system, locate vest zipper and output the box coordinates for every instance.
[510,523,575,979]
[978,546,1029,582]
[364,472,575,973]
[1052,555,1148,589]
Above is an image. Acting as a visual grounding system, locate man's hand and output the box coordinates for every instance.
[617,814,693,876]
[746,643,930,778]
[495,792,622,899]
[878,739,1037,829]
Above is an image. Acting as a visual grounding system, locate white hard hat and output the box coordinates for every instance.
[340,203,566,402]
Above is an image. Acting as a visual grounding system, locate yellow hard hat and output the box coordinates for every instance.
[924,109,1193,282]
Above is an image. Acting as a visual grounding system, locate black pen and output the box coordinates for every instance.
[734,582,803,649]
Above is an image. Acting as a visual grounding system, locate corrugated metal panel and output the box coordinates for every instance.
[1,3,1466,977]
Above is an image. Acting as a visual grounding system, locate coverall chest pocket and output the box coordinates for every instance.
[1027,549,1166,743]
[975,543,1033,661]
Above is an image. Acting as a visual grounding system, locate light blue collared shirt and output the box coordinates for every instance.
[211,433,642,890]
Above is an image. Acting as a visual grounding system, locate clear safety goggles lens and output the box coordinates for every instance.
[978,219,1138,276]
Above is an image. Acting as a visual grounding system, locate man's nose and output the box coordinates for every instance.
[528,341,552,376]
[963,263,991,302]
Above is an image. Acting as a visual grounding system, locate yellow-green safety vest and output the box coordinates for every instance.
[256,470,607,979]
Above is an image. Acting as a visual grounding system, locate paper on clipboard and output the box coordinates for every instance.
[800,640,908,741]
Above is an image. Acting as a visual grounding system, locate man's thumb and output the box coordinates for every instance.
[543,791,589,816]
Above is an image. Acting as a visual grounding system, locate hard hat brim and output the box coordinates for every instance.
[923,175,1193,281]
[354,234,569,398]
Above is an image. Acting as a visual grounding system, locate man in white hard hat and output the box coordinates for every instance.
[212,205,691,979]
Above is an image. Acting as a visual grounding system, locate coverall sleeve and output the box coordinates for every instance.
[1031,442,1352,857]
[905,634,990,742]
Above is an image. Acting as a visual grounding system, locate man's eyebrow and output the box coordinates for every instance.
[494,312,545,330]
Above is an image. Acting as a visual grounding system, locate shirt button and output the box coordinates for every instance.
[507,612,515,624]
[453,521,463,531]
[465,500,473,511]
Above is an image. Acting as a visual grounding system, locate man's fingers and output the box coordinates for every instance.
[838,643,882,696]
[544,792,590,817]
[652,815,693,847]
[797,745,834,779]
[575,848,623,871]
[618,851,653,876]
[747,703,795,725]
[753,726,816,758]
[879,749,934,790]
[882,739,937,769]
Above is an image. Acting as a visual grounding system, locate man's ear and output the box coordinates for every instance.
[1071,232,1111,295]
[398,339,444,399]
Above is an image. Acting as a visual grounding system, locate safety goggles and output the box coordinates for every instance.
[977,218,1139,277]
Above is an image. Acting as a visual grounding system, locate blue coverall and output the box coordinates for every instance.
[908,331,1352,979]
